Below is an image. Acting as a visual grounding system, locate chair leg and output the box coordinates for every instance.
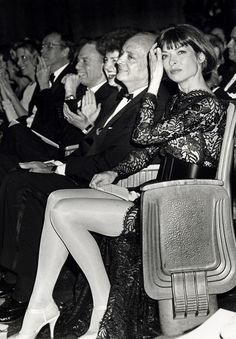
[158,295,218,336]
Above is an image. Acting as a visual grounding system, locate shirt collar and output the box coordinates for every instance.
[90,81,107,93]
[52,63,69,81]
[130,86,147,98]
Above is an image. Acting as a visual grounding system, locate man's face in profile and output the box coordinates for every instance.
[116,36,148,90]
[75,43,104,88]
[41,33,68,69]
[227,27,236,63]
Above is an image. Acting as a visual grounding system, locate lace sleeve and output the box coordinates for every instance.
[112,146,158,178]
[133,93,225,145]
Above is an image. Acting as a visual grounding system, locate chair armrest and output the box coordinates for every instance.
[141,179,224,192]
[117,164,160,188]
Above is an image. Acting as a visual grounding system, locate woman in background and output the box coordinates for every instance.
[98,27,138,89]
[0,39,40,122]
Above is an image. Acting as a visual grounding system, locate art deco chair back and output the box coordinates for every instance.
[141,102,236,337]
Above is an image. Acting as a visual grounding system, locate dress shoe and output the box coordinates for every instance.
[0,295,28,322]
[8,302,60,339]
[80,305,107,339]
[0,278,15,298]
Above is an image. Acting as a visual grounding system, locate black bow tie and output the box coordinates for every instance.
[116,89,133,102]
[123,93,133,100]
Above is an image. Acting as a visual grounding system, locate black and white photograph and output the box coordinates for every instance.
[0,0,235,338]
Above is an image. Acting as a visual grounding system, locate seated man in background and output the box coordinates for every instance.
[61,29,140,149]
[0,31,171,322]
[0,34,118,176]
[61,37,116,146]
[0,32,76,177]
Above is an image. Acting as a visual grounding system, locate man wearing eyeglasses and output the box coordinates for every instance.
[28,31,76,144]
[0,31,77,179]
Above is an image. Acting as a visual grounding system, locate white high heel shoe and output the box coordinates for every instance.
[79,305,106,339]
[8,302,60,339]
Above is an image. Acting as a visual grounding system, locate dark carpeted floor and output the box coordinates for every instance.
[5,273,236,338]
[3,254,236,339]
[5,264,77,338]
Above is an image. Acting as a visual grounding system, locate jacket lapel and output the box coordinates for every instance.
[51,64,76,95]
[102,89,146,128]
[86,89,146,156]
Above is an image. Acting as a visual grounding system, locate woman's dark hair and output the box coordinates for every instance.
[97,27,139,56]
[158,24,217,74]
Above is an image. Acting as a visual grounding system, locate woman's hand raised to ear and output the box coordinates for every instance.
[147,43,164,95]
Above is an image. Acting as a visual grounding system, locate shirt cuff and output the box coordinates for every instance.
[55,163,66,175]
[82,123,94,134]
[44,160,65,175]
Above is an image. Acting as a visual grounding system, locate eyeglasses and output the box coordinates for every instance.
[41,43,65,49]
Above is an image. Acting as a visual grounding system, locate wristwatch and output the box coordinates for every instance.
[82,123,94,134]
[65,95,76,101]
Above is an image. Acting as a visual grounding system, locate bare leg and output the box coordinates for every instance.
[50,190,133,337]
[11,188,132,339]
[51,192,132,305]
[29,188,125,308]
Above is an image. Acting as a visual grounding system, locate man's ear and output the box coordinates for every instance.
[62,46,70,59]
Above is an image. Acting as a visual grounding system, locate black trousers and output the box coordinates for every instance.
[0,124,64,189]
[0,123,63,163]
[0,170,78,301]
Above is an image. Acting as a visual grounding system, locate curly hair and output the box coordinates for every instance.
[97,27,139,56]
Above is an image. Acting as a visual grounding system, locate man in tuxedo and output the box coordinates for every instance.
[0,32,170,322]
[0,35,116,177]
[61,38,116,146]
[0,31,76,179]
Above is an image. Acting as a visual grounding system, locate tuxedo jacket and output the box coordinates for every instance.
[65,83,170,186]
[217,61,236,99]
[60,82,117,147]
[30,63,77,143]
[0,63,76,163]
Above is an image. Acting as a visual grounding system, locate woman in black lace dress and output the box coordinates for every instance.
[10,24,228,339]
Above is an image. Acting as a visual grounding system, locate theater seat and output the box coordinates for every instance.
[117,164,160,187]
[141,102,236,337]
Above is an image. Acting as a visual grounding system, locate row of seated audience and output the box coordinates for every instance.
[0,22,233,338]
